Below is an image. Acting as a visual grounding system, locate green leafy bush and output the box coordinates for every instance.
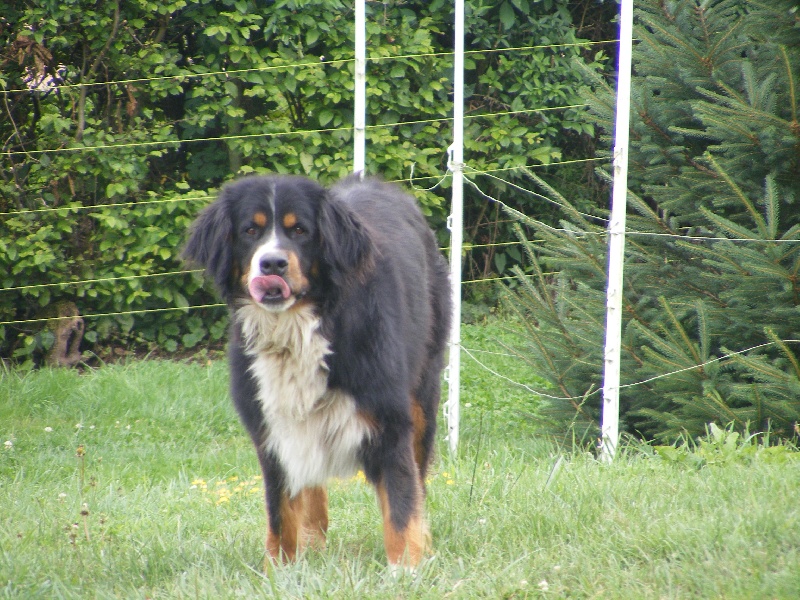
[0,0,605,363]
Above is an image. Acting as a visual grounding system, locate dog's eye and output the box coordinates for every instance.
[292,225,307,236]
[245,226,257,236]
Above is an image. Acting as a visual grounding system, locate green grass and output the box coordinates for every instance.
[2,322,800,598]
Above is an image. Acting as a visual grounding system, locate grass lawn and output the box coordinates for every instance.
[2,321,799,598]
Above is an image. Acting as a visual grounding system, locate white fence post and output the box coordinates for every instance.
[601,0,635,462]
[445,0,465,455]
[353,0,366,176]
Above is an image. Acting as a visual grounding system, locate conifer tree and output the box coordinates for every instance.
[504,0,800,441]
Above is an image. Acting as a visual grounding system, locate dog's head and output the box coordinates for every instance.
[183,175,373,311]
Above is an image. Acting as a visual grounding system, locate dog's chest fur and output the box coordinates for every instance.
[236,304,370,496]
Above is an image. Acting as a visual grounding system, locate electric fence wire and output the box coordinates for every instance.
[460,338,800,403]
[0,104,587,160]
[0,39,620,95]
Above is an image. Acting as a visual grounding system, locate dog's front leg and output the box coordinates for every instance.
[265,485,329,565]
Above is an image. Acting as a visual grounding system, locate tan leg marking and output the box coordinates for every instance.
[410,398,428,474]
[266,493,300,563]
[375,479,430,568]
[265,486,329,566]
[300,486,329,550]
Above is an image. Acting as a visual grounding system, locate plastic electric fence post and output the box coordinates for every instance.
[445,0,465,455]
[353,0,366,177]
[601,0,634,463]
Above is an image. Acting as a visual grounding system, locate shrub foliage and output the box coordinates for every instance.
[0,0,605,364]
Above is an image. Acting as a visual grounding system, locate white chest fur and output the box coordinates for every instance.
[237,304,371,496]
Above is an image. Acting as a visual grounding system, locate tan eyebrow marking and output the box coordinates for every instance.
[282,212,298,229]
[253,212,268,227]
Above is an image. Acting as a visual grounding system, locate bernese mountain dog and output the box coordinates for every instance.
[183,174,451,568]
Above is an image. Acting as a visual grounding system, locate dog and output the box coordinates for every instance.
[183,174,451,568]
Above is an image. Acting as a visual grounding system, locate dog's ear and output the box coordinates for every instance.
[318,192,374,284]
[182,195,234,299]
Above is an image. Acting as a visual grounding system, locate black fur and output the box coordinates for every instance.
[184,174,451,562]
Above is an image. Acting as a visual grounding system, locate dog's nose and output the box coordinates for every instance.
[259,253,289,276]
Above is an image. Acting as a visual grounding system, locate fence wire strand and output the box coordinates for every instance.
[0,269,203,293]
[461,339,800,402]
[1,38,618,95]
[0,195,212,217]
[1,104,584,159]
[0,303,225,328]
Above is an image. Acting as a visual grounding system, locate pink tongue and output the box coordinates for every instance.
[249,275,291,302]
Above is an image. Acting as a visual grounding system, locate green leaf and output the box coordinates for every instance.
[494,252,507,274]
[499,2,515,30]
[224,81,239,97]
[299,152,313,173]
[511,0,529,13]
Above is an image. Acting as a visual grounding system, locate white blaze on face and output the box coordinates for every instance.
[247,233,295,310]
[248,230,279,283]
